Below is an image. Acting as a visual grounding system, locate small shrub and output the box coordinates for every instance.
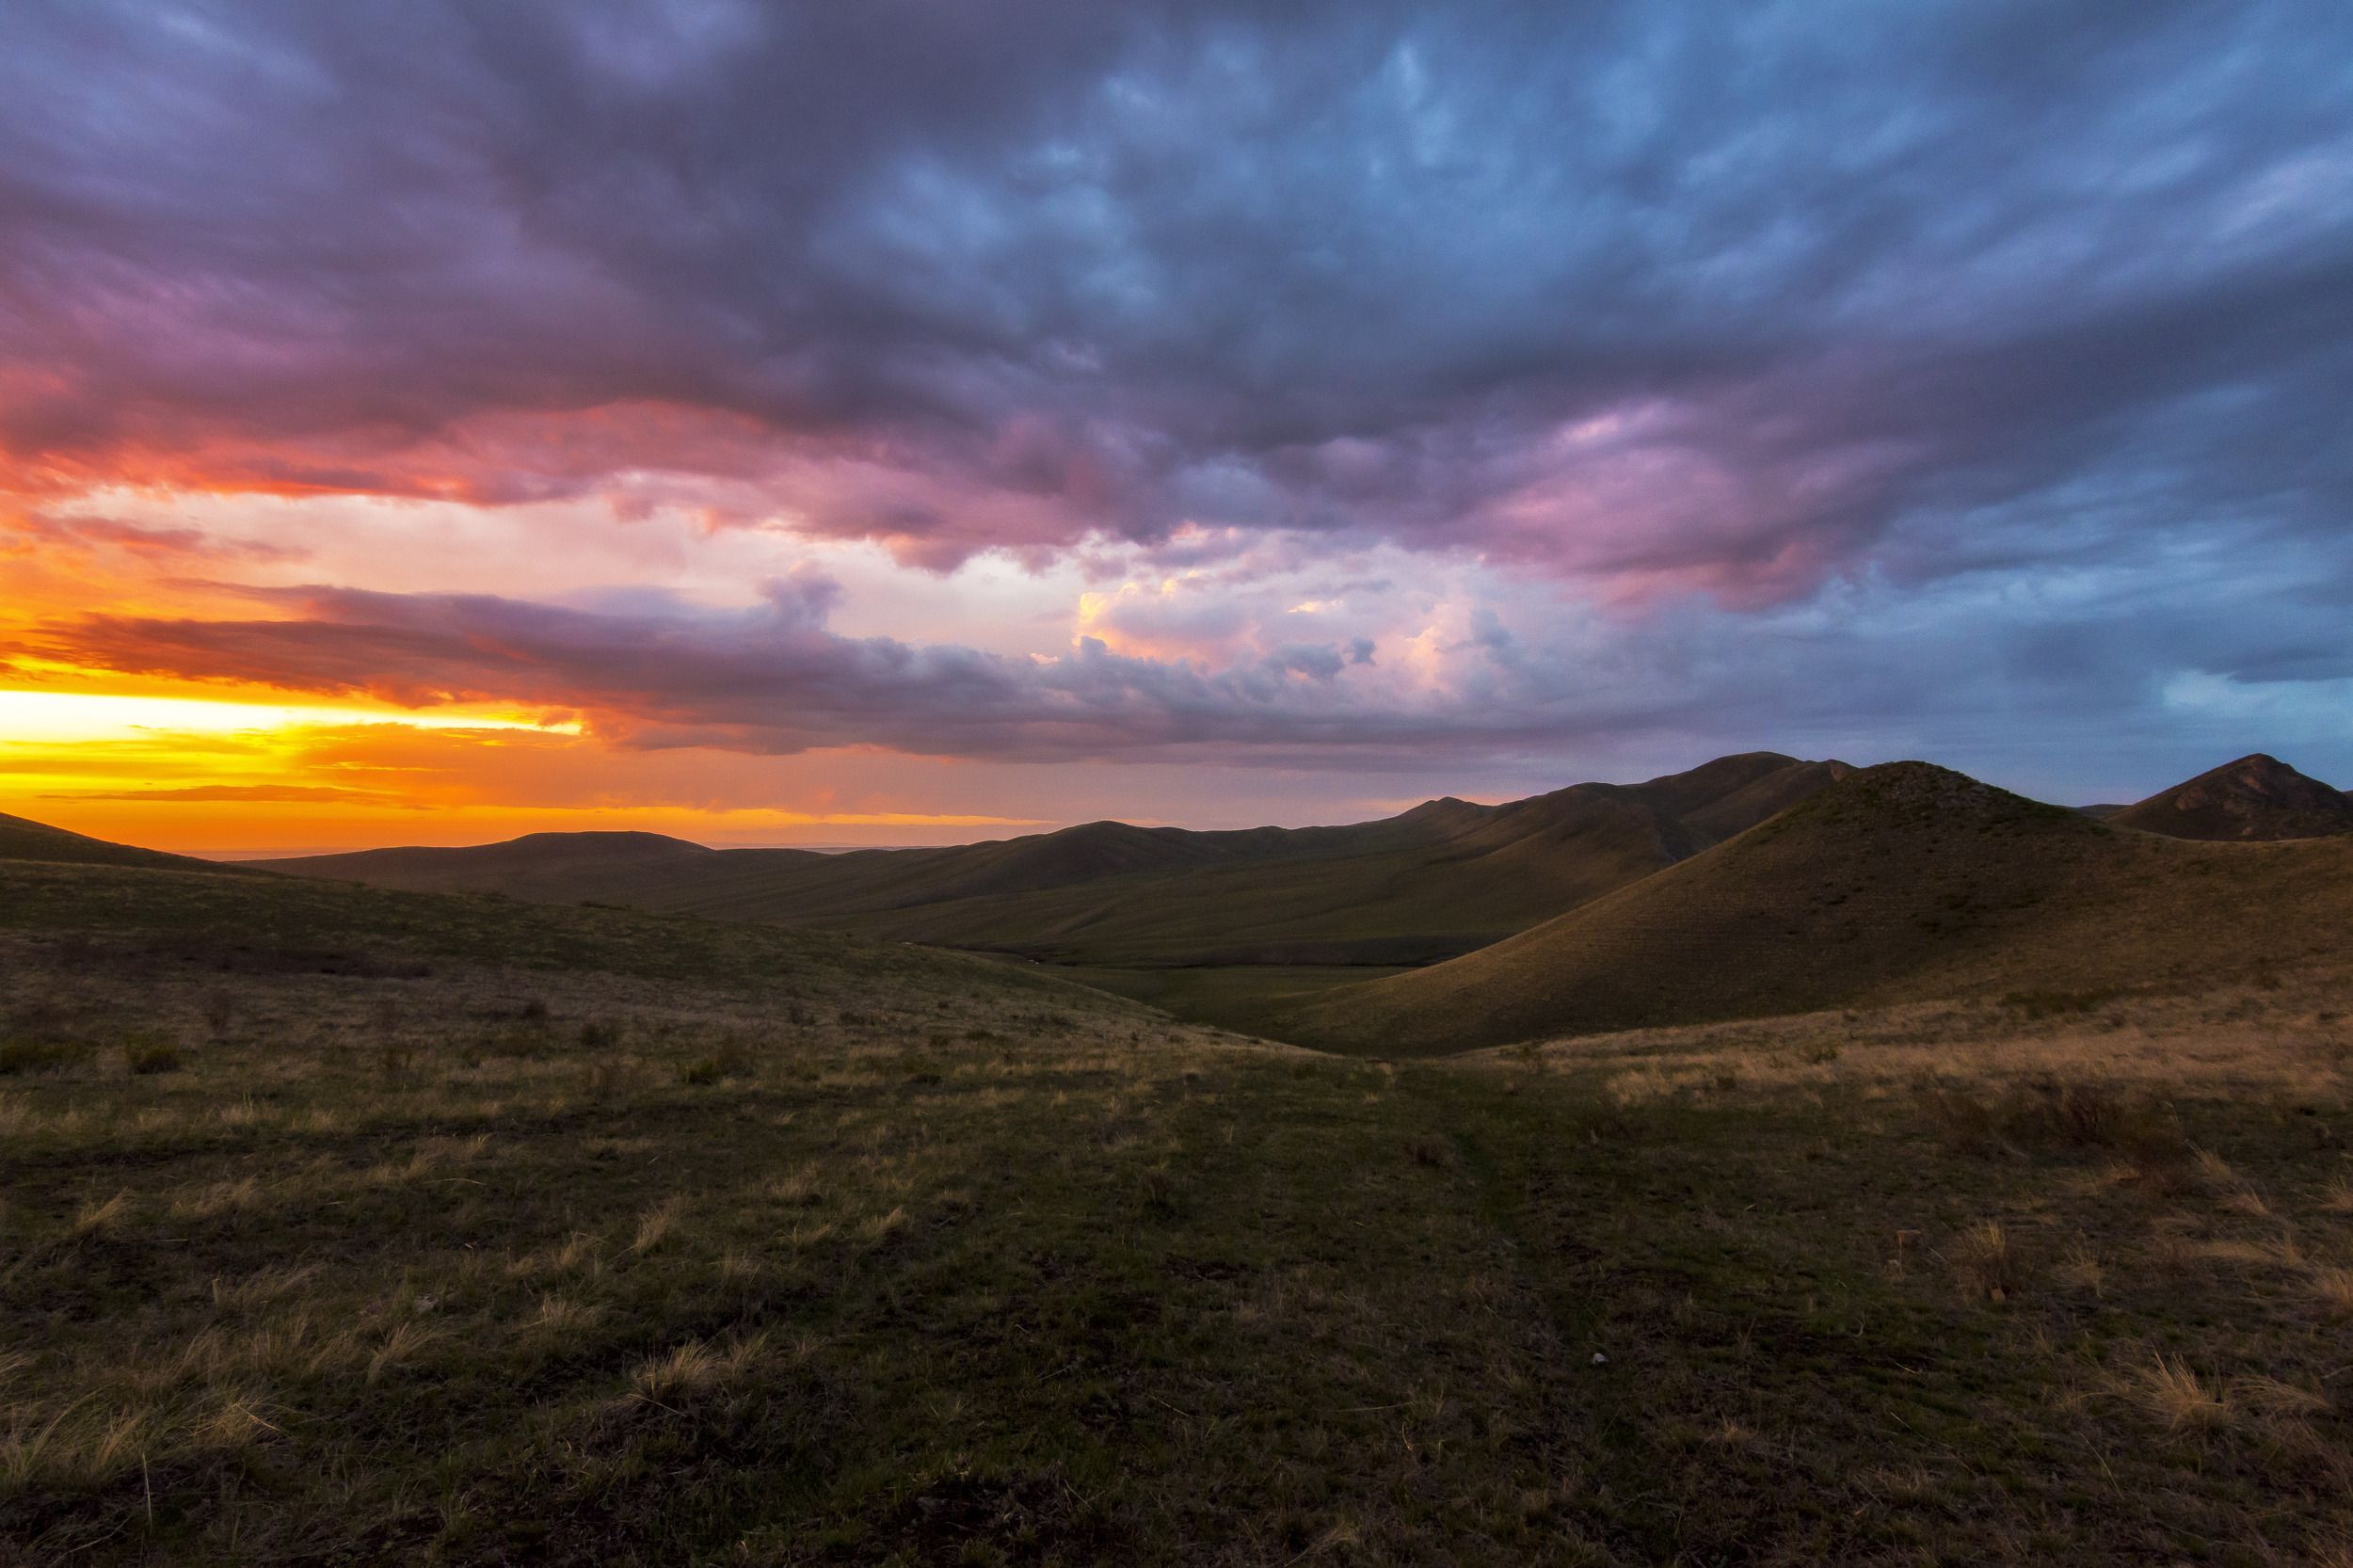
[2052,1080,2121,1146]
[2120,1119,2196,1194]
[0,1040,77,1076]
[520,998,550,1023]
[1136,1165,1189,1223]
[1923,1087,2000,1155]
[126,1040,183,1076]
[578,1018,622,1050]
[712,1035,757,1077]
[201,988,235,1036]
[585,1060,641,1098]
[678,1057,723,1086]
[1405,1133,1458,1170]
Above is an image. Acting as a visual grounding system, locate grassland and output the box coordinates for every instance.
[1041,962,1417,1036]
[262,753,1849,970]
[8,856,2353,1562]
[1291,763,2353,1055]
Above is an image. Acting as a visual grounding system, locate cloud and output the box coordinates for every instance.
[2,507,305,564]
[12,581,1496,763]
[17,497,2351,792]
[0,0,2345,600]
[47,783,391,804]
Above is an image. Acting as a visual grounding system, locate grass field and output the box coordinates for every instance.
[1038,963,1415,1039]
[7,858,2353,1562]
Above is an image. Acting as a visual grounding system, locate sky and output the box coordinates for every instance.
[2,0,2348,853]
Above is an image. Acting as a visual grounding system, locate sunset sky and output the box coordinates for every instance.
[3,1,2348,853]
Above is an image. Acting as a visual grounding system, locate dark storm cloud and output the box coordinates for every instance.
[3,0,2346,590]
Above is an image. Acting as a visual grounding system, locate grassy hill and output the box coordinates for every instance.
[1287,761,2353,1054]
[245,830,727,903]
[8,852,2353,1562]
[263,752,1851,968]
[2109,752,2353,840]
[0,810,247,874]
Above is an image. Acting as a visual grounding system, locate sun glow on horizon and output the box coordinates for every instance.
[0,683,1050,855]
[0,688,578,744]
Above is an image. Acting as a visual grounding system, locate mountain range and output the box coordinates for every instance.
[5,748,2348,1053]
[248,750,1854,967]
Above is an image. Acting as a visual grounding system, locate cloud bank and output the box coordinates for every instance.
[1,0,2348,790]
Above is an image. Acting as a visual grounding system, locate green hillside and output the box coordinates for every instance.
[1288,761,2353,1054]
[0,810,245,874]
[264,752,1851,968]
[8,849,2353,1562]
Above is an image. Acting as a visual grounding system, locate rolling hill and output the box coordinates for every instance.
[1285,760,2353,1054]
[259,751,1853,966]
[2107,752,2353,840]
[245,829,728,903]
[0,810,248,874]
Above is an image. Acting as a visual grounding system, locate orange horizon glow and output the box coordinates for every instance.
[0,680,1048,856]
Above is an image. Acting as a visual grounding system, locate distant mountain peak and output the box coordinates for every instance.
[2111,753,2353,841]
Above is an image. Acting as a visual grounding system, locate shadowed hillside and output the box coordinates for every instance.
[245,830,727,903]
[1287,761,2353,1054]
[2109,753,2353,840]
[10,836,2353,1563]
[0,811,250,875]
[262,752,1851,967]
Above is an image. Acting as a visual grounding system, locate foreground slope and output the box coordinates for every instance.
[2108,752,2353,840]
[0,810,243,874]
[264,752,1850,967]
[1289,761,2353,1053]
[8,853,2353,1563]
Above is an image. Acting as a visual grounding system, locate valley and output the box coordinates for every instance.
[6,749,2353,1562]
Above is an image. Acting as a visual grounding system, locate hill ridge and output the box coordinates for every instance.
[231,751,1858,968]
[1284,759,2353,1054]
[2109,752,2353,840]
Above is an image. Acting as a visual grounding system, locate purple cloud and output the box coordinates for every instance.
[0,0,2345,599]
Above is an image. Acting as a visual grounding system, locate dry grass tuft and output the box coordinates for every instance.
[2122,1355,2234,1432]
[194,1395,280,1451]
[2308,1266,2353,1317]
[630,1197,685,1256]
[629,1333,769,1405]
[2239,1375,2331,1419]
[71,1190,132,1240]
[526,1294,603,1336]
[1950,1221,2028,1303]
[764,1166,824,1208]
[366,1320,444,1385]
[2054,1241,2104,1296]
